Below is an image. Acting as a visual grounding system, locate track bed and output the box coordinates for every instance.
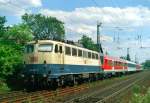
[0,71,149,103]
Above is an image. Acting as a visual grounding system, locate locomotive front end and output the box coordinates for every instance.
[21,41,53,88]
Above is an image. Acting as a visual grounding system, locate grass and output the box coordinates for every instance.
[130,85,150,103]
[0,78,11,93]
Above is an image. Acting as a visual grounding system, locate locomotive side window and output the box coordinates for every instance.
[55,45,58,53]
[88,52,91,59]
[92,53,95,59]
[65,46,71,55]
[83,51,87,58]
[78,49,82,57]
[59,46,62,53]
[38,44,53,52]
[72,48,77,56]
[96,54,98,59]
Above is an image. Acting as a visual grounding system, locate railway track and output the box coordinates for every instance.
[64,71,149,103]
[0,71,148,103]
[0,84,89,103]
[95,72,149,103]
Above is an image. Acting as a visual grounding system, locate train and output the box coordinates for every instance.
[20,40,142,88]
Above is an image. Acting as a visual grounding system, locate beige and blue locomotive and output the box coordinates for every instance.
[21,40,103,88]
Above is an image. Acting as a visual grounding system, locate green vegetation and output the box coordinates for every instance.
[0,41,23,78]
[142,60,150,69]
[79,35,99,51]
[4,24,33,44]
[0,16,7,38]
[127,53,131,61]
[0,79,10,93]
[22,13,65,40]
[131,85,150,103]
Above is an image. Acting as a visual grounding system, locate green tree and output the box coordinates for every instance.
[120,56,127,60]
[79,35,99,51]
[126,48,131,61]
[0,16,7,38]
[142,60,150,69]
[127,54,131,61]
[22,13,65,40]
[4,24,32,44]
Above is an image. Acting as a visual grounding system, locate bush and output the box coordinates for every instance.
[0,40,23,78]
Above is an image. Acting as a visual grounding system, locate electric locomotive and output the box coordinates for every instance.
[21,40,103,88]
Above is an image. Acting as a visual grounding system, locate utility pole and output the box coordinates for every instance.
[135,54,137,63]
[97,22,102,44]
[97,22,103,53]
[97,22,103,64]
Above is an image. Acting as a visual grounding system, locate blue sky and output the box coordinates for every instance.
[0,0,150,63]
[42,0,150,10]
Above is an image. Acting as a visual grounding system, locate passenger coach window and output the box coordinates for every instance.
[88,52,91,58]
[72,48,77,56]
[65,47,71,55]
[78,49,82,57]
[38,44,53,52]
[55,45,58,53]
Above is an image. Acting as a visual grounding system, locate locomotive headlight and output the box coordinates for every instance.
[43,60,47,69]
[31,75,34,78]
[21,74,24,77]
[43,74,47,77]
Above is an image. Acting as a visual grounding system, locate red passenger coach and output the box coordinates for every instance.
[102,56,114,72]
[102,55,127,72]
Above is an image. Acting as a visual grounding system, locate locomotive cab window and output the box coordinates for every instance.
[25,44,34,53]
[38,44,53,52]
[72,48,77,56]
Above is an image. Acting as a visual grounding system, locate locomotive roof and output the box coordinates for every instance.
[27,40,99,54]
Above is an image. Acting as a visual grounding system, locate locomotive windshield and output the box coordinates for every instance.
[25,44,34,53]
[38,44,53,52]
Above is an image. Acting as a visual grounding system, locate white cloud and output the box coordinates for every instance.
[40,6,150,42]
[0,0,42,16]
